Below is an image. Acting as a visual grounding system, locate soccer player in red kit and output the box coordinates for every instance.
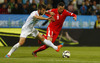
[32,2,77,57]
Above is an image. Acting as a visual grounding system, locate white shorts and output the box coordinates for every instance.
[20,27,39,38]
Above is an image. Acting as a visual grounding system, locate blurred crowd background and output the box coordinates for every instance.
[0,0,100,15]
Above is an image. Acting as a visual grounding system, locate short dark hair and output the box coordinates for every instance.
[38,4,46,10]
[58,2,65,7]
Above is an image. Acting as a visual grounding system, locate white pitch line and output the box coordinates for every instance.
[1,58,100,63]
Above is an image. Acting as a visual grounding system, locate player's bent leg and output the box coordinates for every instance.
[32,45,48,57]
[5,37,26,58]
[36,33,63,52]
[33,36,51,57]
[36,33,58,50]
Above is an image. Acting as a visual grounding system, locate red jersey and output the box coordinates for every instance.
[46,8,77,33]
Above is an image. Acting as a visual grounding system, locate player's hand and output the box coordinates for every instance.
[47,16,52,21]
[50,12,55,16]
[73,17,77,21]
[50,16,55,21]
[47,16,55,21]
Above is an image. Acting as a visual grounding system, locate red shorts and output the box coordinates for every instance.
[46,26,59,43]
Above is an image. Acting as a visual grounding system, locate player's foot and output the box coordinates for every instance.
[56,43,64,52]
[32,52,37,57]
[5,55,10,58]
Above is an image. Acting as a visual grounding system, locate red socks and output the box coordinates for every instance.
[34,45,48,53]
[34,35,48,53]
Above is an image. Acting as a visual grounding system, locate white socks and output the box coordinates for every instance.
[43,39,58,50]
[7,43,20,56]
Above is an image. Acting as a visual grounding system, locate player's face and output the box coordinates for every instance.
[58,6,65,14]
[39,8,46,15]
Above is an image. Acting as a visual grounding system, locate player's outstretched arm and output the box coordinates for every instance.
[34,15,51,20]
[45,11,55,16]
[66,11,77,21]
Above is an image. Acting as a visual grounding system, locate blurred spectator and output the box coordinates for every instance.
[67,1,78,14]
[0,4,7,14]
[35,0,39,4]
[52,0,63,8]
[0,7,1,13]
[68,1,74,12]
[44,0,48,5]
[30,0,37,8]
[92,1,96,14]
[92,1,100,15]
[38,0,44,5]
[0,0,99,15]
[29,3,37,13]
[46,3,52,10]
[77,0,84,9]
[26,0,30,8]
[94,15,100,29]
[11,4,19,14]
[1,0,8,8]
[7,5,11,14]
[25,1,31,14]
[17,0,23,14]
[36,0,44,10]
[80,2,88,15]
[31,0,36,4]
[22,4,28,14]
[29,0,37,13]
[8,0,15,9]
[85,0,92,15]
[0,4,8,14]
[63,0,72,9]
[96,6,100,15]
[30,0,37,7]
[0,3,1,8]
[22,0,28,4]
[47,0,53,4]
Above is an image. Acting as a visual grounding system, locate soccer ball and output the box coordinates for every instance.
[62,50,70,58]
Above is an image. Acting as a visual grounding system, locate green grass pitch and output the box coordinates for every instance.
[0,47,100,63]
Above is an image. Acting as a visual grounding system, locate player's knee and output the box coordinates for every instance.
[19,42,24,46]
[47,37,52,42]
[39,36,45,42]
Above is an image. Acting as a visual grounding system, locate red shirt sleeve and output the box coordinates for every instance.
[65,10,77,18]
[45,9,55,17]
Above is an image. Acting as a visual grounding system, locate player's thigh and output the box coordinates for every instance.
[52,34,59,43]
[20,28,32,38]
[46,27,53,41]
[46,27,53,38]
[31,27,39,38]
[47,36,52,42]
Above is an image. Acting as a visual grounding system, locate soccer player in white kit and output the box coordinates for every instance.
[5,4,63,58]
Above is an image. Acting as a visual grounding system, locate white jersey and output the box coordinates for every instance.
[20,11,43,38]
[22,11,42,30]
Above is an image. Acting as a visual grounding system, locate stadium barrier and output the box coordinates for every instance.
[0,14,97,29]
